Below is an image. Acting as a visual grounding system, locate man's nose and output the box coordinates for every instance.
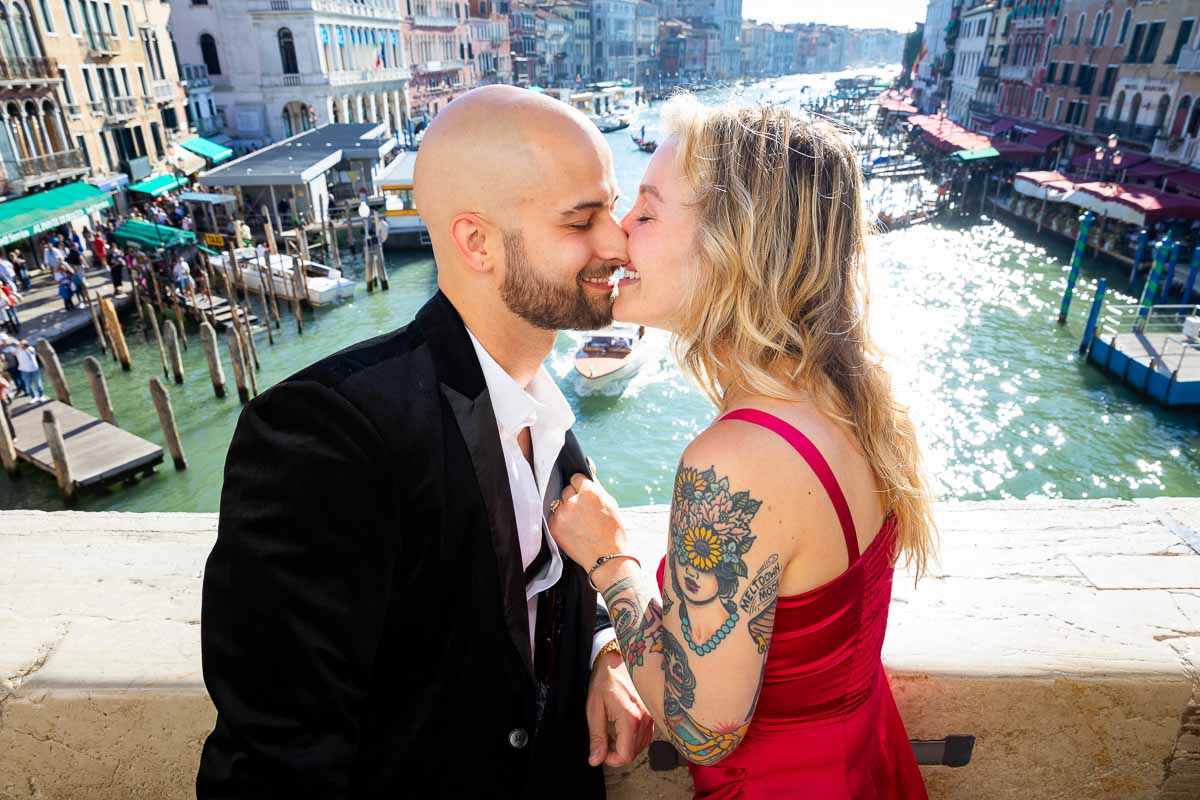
[597,211,629,264]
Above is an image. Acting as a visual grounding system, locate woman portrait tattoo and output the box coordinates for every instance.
[669,466,762,656]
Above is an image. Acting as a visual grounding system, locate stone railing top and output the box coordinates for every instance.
[2,498,1200,700]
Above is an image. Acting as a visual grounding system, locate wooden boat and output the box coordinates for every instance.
[632,135,657,153]
[574,325,646,390]
[221,248,355,306]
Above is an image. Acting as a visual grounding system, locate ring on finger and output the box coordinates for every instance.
[549,499,562,514]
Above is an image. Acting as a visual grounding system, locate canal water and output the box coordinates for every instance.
[5,69,1200,512]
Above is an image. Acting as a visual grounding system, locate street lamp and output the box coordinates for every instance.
[1089,134,1123,183]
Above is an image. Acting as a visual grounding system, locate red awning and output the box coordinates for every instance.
[1019,125,1068,149]
[994,139,1045,164]
[1123,159,1185,181]
[981,117,1019,136]
[1015,170,1072,187]
[879,97,918,114]
[1074,181,1200,223]
[908,114,992,152]
[1160,170,1200,198]
[1068,150,1150,171]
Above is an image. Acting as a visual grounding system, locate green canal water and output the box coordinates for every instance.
[4,70,1200,512]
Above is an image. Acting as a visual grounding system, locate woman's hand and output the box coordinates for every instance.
[548,473,629,571]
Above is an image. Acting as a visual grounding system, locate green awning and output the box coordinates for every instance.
[179,135,233,164]
[951,146,1000,162]
[129,173,186,197]
[197,244,220,255]
[0,181,112,247]
[112,219,196,250]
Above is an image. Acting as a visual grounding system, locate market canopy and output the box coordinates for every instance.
[112,219,196,250]
[178,135,233,164]
[1013,170,1076,201]
[1123,158,1184,183]
[0,181,112,247]
[993,139,1045,165]
[1067,149,1149,174]
[129,173,186,197]
[179,190,236,204]
[907,114,991,152]
[1070,181,1200,225]
[950,146,999,162]
[1161,170,1200,198]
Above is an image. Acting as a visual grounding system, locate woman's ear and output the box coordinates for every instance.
[448,212,494,275]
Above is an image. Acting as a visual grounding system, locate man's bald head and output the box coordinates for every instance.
[415,86,615,254]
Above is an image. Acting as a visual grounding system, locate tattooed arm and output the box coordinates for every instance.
[551,433,791,766]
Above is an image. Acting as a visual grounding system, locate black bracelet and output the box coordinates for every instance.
[587,553,642,592]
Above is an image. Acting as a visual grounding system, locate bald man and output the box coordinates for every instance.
[198,86,651,800]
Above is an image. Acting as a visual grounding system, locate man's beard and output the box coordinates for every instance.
[500,230,614,331]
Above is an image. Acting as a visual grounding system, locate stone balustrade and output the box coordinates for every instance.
[1,499,1198,798]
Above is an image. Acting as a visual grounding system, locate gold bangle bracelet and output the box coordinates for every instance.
[592,638,623,671]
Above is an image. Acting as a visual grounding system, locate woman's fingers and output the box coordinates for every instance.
[570,472,590,493]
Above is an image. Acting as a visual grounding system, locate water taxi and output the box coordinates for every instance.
[375,151,427,245]
[221,248,355,306]
[574,325,646,391]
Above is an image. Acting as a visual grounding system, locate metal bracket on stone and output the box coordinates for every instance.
[647,735,976,771]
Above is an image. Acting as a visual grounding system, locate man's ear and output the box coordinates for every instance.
[448,212,494,275]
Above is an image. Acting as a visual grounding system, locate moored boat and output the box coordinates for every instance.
[574,325,646,390]
[221,248,355,306]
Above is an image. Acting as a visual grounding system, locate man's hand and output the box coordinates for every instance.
[586,651,653,768]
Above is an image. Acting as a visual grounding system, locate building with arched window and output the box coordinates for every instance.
[169,0,414,146]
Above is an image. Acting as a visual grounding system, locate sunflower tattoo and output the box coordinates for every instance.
[683,525,723,571]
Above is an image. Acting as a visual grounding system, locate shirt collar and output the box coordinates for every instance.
[466,329,575,439]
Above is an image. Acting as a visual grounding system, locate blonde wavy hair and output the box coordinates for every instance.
[662,95,936,577]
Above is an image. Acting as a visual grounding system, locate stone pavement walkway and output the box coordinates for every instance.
[6,261,131,345]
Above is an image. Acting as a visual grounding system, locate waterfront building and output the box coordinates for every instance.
[997,0,1054,121]
[467,2,513,86]
[0,0,89,197]
[33,0,189,192]
[948,1,996,124]
[539,0,590,84]
[405,1,472,125]
[1038,0,1128,144]
[915,0,957,113]
[768,24,796,76]
[740,20,773,79]
[965,1,1007,129]
[169,0,411,148]
[1101,0,1199,162]
[633,1,657,87]
[509,2,536,85]
[181,64,220,139]
[591,0,636,82]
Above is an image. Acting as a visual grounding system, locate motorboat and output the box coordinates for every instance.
[375,151,427,245]
[592,114,630,133]
[222,248,355,306]
[574,325,646,389]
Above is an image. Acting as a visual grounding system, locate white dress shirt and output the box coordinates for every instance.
[467,330,616,665]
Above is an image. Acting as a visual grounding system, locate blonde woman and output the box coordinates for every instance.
[550,98,935,798]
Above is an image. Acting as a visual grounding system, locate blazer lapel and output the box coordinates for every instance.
[419,292,534,680]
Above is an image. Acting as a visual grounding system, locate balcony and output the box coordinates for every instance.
[0,56,58,85]
[328,66,411,86]
[105,96,138,122]
[969,98,996,114]
[412,14,459,30]
[1178,48,1200,73]
[85,31,119,59]
[141,95,154,110]
[87,100,104,115]
[1094,116,1160,148]
[195,116,222,137]
[65,102,81,117]
[1000,63,1032,82]
[183,64,211,89]
[153,80,176,102]
[3,148,88,190]
[977,64,999,80]
[412,59,465,74]
[310,0,394,19]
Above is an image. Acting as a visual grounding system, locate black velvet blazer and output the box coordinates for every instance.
[197,291,608,799]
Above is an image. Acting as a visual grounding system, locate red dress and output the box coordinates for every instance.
[657,409,928,799]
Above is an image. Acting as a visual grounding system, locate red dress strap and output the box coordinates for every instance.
[718,408,861,564]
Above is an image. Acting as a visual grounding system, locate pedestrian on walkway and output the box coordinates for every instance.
[92,231,107,272]
[0,370,15,440]
[0,334,24,396]
[14,339,43,400]
[0,252,16,290]
[174,254,194,294]
[65,243,87,304]
[54,262,75,312]
[42,236,62,277]
[11,250,30,291]
[0,281,20,334]
[109,245,126,292]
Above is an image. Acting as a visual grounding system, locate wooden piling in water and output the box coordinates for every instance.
[162,319,185,385]
[130,272,143,325]
[254,260,276,346]
[82,356,116,425]
[226,327,249,403]
[143,301,168,379]
[0,401,18,478]
[41,408,75,505]
[173,289,187,351]
[35,339,70,405]
[98,297,132,371]
[373,213,389,291]
[199,321,226,398]
[80,283,108,356]
[149,376,187,470]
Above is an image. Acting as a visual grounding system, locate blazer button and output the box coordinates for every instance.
[508,728,530,750]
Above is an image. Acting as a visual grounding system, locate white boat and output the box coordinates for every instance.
[375,151,427,243]
[574,325,646,390]
[224,248,355,306]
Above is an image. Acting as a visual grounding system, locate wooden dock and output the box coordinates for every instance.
[8,398,163,488]
[1088,331,1200,406]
